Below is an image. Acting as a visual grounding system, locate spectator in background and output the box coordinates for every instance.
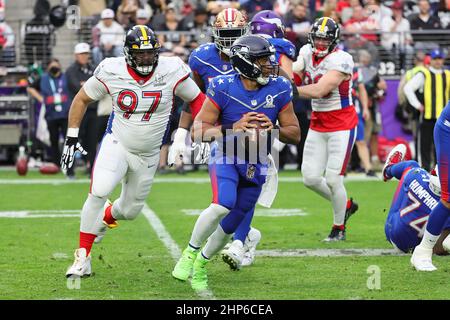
[40,59,74,178]
[365,0,392,26]
[403,48,450,171]
[23,0,54,67]
[66,43,98,177]
[284,3,311,50]
[240,0,275,18]
[408,0,442,50]
[92,9,125,66]
[344,4,380,42]
[182,7,211,49]
[206,1,240,15]
[381,1,413,71]
[358,49,387,168]
[135,8,152,28]
[117,0,139,26]
[158,4,187,51]
[0,7,15,67]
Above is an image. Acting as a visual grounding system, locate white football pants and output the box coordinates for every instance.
[301,127,356,226]
[80,133,159,234]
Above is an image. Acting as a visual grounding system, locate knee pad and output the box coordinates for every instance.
[303,174,323,189]
[325,172,343,191]
[114,199,144,221]
[220,209,246,234]
[201,203,230,224]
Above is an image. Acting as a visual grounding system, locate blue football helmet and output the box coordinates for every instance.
[229,35,279,85]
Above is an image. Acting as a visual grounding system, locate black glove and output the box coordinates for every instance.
[60,136,87,171]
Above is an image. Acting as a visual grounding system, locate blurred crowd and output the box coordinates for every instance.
[0,0,448,177]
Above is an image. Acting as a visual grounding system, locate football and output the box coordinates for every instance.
[39,162,60,175]
[16,157,28,176]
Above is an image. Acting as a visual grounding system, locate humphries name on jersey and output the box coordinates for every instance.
[83,56,198,156]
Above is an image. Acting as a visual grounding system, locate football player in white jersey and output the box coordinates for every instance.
[61,25,205,277]
[293,17,359,241]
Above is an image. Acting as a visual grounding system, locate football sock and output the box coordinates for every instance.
[420,230,440,250]
[233,208,254,243]
[103,202,116,225]
[304,176,332,201]
[424,201,450,240]
[328,175,347,226]
[203,225,232,259]
[80,193,107,235]
[79,232,97,255]
[189,203,230,248]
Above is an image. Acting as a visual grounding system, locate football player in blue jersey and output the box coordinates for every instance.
[382,144,450,255]
[172,35,300,291]
[219,9,299,269]
[411,101,450,271]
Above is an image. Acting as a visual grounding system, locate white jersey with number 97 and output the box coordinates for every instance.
[83,56,198,156]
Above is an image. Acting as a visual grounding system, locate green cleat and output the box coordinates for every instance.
[172,247,199,281]
[191,254,209,292]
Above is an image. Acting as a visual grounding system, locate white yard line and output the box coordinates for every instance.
[0,175,381,185]
[141,204,215,300]
[181,208,309,217]
[256,248,405,257]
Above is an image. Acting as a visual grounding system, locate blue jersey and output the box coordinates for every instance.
[267,37,296,63]
[435,100,450,202]
[385,166,441,252]
[188,43,234,89]
[206,73,292,164]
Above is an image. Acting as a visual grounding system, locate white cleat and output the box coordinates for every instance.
[94,199,117,244]
[66,248,92,278]
[221,240,244,270]
[443,235,450,253]
[410,246,437,272]
[241,227,262,267]
[382,144,407,181]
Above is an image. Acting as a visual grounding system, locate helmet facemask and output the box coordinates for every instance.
[254,54,279,85]
[125,47,159,75]
[213,26,249,56]
[429,166,441,197]
[309,34,334,57]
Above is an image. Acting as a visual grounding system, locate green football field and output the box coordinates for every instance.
[1,169,449,300]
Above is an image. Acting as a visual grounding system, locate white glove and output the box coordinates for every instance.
[192,142,210,164]
[168,128,189,167]
[293,55,305,74]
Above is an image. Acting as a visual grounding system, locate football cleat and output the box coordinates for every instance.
[221,240,244,270]
[382,144,407,181]
[323,226,346,242]
[442,234,450,253]
[172,247,199,281]
[191,254,209,292]
[411,246,437,271]
[241,227,262,267]
[94,200,118,244]
[344,198,359,225]
[66,248,92,278]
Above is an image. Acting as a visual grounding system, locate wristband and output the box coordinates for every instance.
[67,128,79,138]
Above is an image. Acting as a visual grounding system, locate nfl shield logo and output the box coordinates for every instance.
[246,164,256,179]
[251,100,257,106]
[222,65,228,71]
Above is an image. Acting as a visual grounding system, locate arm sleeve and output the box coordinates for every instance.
[174,76,201,102]
[328,52,354,75]
[83,76,109,101]
[403,73,425,110]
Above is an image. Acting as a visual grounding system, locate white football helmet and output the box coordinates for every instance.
[212,8,249,56]
[429,165,441,197]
